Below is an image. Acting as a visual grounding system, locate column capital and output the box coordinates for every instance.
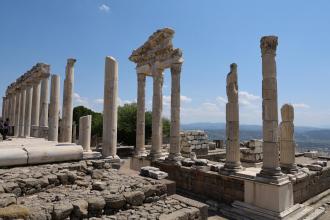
[171,63,182,75]
[260,36,278,55]
[137,72,147,79]
[67,58,76,67]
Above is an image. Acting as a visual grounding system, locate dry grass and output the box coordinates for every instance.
[0,205,30,219]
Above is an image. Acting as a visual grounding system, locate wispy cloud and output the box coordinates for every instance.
[73,92,90,107]
[292,103,310,109]
[99,4,110,12]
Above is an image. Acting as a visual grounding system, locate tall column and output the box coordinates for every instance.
[18,88,26,137]
[31,81,41,137]
[14,91,21,137]
[280,104,298,174]
[24,85,33,137]
[48,75,60,142]
[150,66,164,160]
[39,77,49,137]
[79,115,92,152]
[135,72,147,156]
[168,63,182,160]
[102,56,119,159]
[1,97,5,119]
[72,121,77,143]
[61,58,76,142]
[257,36,285,180]
[7,95,11,123]
[221,63,242,173]
[10,94,16,127]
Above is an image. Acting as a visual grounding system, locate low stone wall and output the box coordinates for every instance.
[153,161,244,203]
[293,167,330,203]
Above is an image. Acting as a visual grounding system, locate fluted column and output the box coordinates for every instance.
[31,81,41,137]
[18,88,26,137]
[102,56,119,159]
[39,77,49,138]
[10,94,16,127]
[14,91,21,137]
[1,97,5,119]
[258,36,285,180]
[168,63,182,160]
[135,72,147,156]
[24,85,33,137]
[221,63,242,173]
[61,58,76,142]
[280,104,298,174]
[48,75,60,141]
[79,115,92,152]
[150,67,164,160]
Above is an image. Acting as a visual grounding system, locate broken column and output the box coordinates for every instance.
[48,75,60,142]
[280,104,298,173]
[39,76,49,138]
[24,85,33,137]
[257,36,285,180]
[18,88,26,137]
[14,91,21,137]
[135,71,147,156]
[168,63,182,160]
[61,58,76,142]
[150,66,164,160]
[79,115,92,152]
[31,81,41,137]
[221,63,242,173]
[102,56,119,159]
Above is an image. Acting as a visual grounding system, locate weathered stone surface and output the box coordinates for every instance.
[0,193,16,208]
[124,191,145,206]
[0,205,30,219]
[52,201,73,220]
[71,199,88,218]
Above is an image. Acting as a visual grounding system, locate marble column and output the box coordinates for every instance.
[102,56,119,159]
[221,63,242,173]
[39,77,49,137]
[61,58,76,142]
[1,97,5,119]
[14,91,21,137]
[280,104,298,174]
[79,115,92,152]
[150,67,164,160]
[10,94,16,127]
[135,72,147,156]
[72,121,77,143]
[168,63,182,160]
[31,81,41,137]
[48,75,60,142]
[257,36,284,180]
[7,95,11,123]
[18,88,26,137]
[24,85,33,137]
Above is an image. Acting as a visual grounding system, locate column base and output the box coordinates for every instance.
[38,126,49,139]
[167,153,183,161]
[134,149,148,157]
[104,155,121,163]
[280,163,299,174]
[147,152,164,161]
[31,125,39,137]
[257,167,288,184]
[83,151,102,160]
[220,162,244,175]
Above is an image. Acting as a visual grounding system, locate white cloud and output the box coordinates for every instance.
[94,98,104,104]
[239,91,261,107]
[216,96,227,105]
[292,103,310,109]
[99,4,110,12]
[73,92,89,107]
[181,95,192,103]
[163,95,192,106]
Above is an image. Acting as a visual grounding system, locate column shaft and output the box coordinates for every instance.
[24,86,33,137]
[48,75,60,141]
[31,81,41,137]
[1,97,5,119]
[135,72,146,156]
[102,56,119,158]
[14,92,21,137]
[10,94,16,127]
[18,89,26,137]
[39,77,49,138]
[79,115,92,152]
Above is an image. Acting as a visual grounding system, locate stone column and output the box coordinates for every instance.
[222,63,242,173]
[257,36,285,180]
[72,121,77,143]
[61,58,76,142]
[39,77,49,137]
[135,72,147,156]
[279,104,298,174]
[10,94,16,127]
[18,88,26,137]
[168,63,182,160]
[79,115,92,152]
[102,56,119,159]
[31,81,41,137]
[150,66,164,160]
[24,85,33,137]
[48,75,60,142]
[14,91,21,137]
[1,97,5,119]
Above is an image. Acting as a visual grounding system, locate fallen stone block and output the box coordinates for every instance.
[149,170,168,180]
[140,166,160,177]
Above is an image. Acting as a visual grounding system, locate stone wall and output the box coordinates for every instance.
[180,131,213,157]
[153,161,244,203]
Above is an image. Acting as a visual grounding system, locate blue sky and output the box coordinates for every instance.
[1,0,330,127]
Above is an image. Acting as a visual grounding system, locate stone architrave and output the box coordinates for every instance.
[39,77,49,138]
[221,63,242,173]
[14,92,21,137]
[279,104,298,173]
[168,63,182,160]
[48,75,60,142]
[257,36,286,182]
[150,66,164,160]
[61,58,76,142]
[135,72,147,156]
[24,86,33,137]
[79,115,92,152]
[102,56,119,159]
[18,88,26,137]
[31,81,41,137]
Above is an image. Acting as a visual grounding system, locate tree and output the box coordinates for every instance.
[73,106,103,137]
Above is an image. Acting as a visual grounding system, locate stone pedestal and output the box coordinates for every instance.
[48,75,60,142]
[136,72,147,156]
[61,58,76,143]
[18,88,26,137]
[79,115,91,152]
[102,56,119,159]
[31,81,41,137]
[39,77,49,137]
